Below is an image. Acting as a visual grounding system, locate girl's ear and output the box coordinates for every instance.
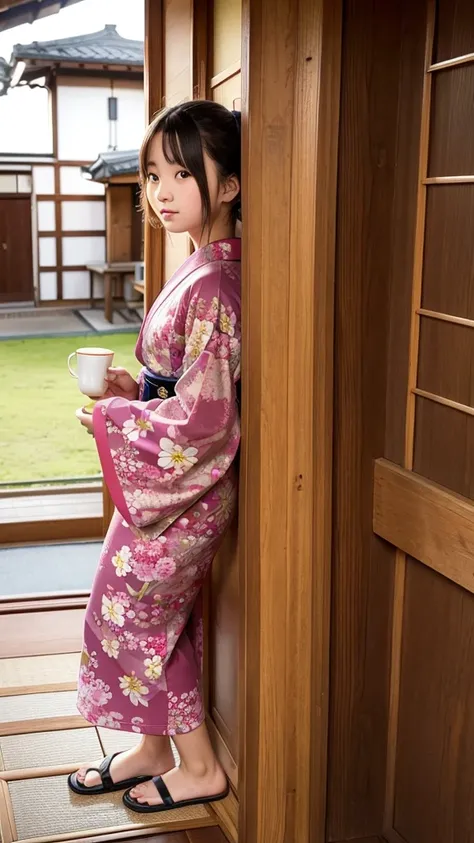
[221,175,240,205]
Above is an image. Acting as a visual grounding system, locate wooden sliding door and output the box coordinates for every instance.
[377,2,474,840]
[330,0,474,841]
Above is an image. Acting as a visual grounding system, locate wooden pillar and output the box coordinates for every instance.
[239,0,342,840]
[144,0,164,311]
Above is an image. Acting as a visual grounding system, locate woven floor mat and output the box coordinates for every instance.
[0,728,101,772]
[0,654,80,694]
[0,691,79,724]
[4,773,211,841]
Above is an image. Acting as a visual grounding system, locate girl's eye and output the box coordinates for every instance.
[147,173,159,183]
[176,170,190,180]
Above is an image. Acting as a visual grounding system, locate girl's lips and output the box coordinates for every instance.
[160,209,178,216]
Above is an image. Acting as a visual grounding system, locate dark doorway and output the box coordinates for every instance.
[0,196,34,303]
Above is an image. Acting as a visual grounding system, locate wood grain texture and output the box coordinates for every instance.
[0,491,102,545]
[208,789,238,843]
[413,395,474,498]
[0,609,84,658]
[0,197,34,303]
[240,0,340,840]
[395,559,474,842]
[106,186,133,263]
[422,185,474,320]
[434,0,474,63]
[417,316,474,407]
[429,63,474,177]
[374,458,474,594]
[144,0,164,313]
[327,0,427,836]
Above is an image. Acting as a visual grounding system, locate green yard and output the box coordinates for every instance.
[0,333,139,485]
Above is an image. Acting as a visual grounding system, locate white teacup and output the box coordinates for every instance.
[67,346,114,398]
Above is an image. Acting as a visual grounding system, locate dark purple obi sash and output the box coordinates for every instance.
[142,368,241,409]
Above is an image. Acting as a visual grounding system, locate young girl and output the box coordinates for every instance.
[69,100,241,814]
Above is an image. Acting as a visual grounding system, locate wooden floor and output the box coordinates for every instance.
[140,832,227,842]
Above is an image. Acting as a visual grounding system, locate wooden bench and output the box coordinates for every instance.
[87,261,142,323]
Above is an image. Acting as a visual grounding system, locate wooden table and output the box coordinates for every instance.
[87,261,140,323]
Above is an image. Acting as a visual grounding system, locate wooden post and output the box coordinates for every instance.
[144,0,164,311]
[239,0,342,840]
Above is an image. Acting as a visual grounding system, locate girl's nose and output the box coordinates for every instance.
[155,181,173,202]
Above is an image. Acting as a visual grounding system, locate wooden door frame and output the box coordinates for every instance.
[239,0,342,840]
[141,1,342,840]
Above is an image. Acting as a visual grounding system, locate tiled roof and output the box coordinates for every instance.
[83,149,139,182]
[12,24,143,66]
[0,57,10,95]
[0,0,85,35]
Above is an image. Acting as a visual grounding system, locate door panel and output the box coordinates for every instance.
[394,560,474,843]
[374,1,474,842]
[329,0,474,839]
[0,196,34,303]
[327,0,427,836]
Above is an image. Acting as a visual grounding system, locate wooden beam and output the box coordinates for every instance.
[374,458,474,594]
[143,0,164,313]
[239,0,341,840]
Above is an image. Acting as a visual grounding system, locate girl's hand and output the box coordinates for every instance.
[103,367,139,401]
[76,408,94,435]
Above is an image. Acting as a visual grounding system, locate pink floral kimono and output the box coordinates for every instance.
[77,238,241,736]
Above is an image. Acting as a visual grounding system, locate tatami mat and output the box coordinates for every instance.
[0,654,80,691]
[0,691,78,723]
[8,774,209,840]
[0,728,101,772]
[0,653,210,843]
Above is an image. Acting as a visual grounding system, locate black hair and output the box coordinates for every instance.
[139,99,241,233]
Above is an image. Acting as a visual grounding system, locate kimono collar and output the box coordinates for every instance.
[135,238,241,365]
[153,238,240,312]
[178,238,241,279]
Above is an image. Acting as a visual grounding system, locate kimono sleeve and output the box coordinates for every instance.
[92,268,241,528]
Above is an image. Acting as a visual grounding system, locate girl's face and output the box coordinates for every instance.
[145,131,238,245]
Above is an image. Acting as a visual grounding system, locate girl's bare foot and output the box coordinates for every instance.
[127,760,227,807]
[76,737,174,788]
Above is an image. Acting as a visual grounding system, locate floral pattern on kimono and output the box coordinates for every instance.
[76,239,241,735]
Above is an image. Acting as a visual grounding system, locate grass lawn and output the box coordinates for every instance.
[0,333,139,484]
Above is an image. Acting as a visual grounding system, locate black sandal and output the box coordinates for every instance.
[68,752,153,796]
[123,774,230,813]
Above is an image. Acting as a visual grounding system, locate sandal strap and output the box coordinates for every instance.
[97,752,120,790]
[152,775,174,807]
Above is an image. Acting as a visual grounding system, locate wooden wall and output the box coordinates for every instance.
[328,0,427,838]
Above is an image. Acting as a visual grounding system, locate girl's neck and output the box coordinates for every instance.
[189,217,236,251]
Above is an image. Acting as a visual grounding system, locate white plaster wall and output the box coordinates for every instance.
[116,87,146,149]
[0,87,52,154]
[59,167,105,196]
[58,85,110,160]
[57,82,144,160]
[0,174,16,191]
[61,201,105,231]
[33,166,55,194]
[18,174,32,192]
[62,235,105,265]
[62,270,90,299]
[39,271,57,301]
[37,201,56,231]
[60,166,105,195]
[39,237,57,267]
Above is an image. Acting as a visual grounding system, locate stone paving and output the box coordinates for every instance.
[0,306,142,340]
